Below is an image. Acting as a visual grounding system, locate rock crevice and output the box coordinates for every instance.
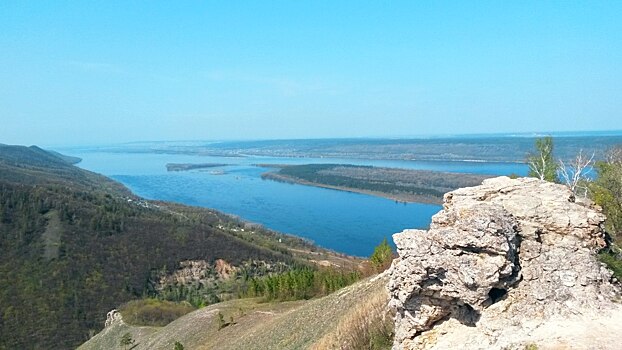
[388,177,620,349]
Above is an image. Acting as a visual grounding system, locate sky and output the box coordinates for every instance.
[1,1,621,146]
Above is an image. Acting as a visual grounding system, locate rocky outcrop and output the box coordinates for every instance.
[214,258,235,279]
[388,176,621,349]
[104,309,123,328]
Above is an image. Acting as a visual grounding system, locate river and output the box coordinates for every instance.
[69,150,528,256]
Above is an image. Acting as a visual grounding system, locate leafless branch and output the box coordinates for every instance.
[558,150,594,197]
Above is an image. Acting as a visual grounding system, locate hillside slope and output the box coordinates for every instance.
[80,274,390,350]
[0,144,334,349]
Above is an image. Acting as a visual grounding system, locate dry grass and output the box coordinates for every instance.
[312,286,394,350]
[81,276,392,350]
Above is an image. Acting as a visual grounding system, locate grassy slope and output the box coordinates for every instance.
[0,144,337,349]
[79,275,389,350]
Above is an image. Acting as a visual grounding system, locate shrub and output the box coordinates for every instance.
[599,252,622,281]
[217,311,226,330]
[119,332,135,350]
[589,147,622,243]
[370,238,393,272]
[118,299,195,327]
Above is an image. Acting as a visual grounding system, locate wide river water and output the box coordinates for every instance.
[69,150,528,256]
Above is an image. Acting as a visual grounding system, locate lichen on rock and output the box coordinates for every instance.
[388,176,621,349]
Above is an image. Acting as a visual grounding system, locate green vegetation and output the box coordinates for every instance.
[118,299,195,327]
[370,238,393,272]
[245,267,361,301]
[585,146,622,281]
[174,341,184,350]
[0,145,319,349]
[598,252,622,280]
[119,332,135,350]
[262,163,492,204]
[590,147,622,243]
[217,311,226,330]
[589,146,622,277]
[527,136,558,182]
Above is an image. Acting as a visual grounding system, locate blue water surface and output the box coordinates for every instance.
[71,151,528,256]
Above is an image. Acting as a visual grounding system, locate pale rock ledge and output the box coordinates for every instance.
[388,176,621,350]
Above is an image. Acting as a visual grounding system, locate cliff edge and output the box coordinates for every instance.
[388,176,621,350]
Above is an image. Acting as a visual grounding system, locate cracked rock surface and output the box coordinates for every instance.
[388,176,621,350]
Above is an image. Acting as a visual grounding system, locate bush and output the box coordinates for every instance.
[118,299,195,326]
[370,238,393,272]
[599,252,622,281]
[119,332,135,350]
[590,147,622,243]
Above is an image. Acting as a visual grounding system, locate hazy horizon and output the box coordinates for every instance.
[2,2,621,146]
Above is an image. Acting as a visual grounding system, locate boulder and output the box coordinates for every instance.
[388,177,620,349]
[104,309,123,328]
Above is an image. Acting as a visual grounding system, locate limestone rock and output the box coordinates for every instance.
[214,258,235,279]
[388,176,621,350]
[104,309,123,328]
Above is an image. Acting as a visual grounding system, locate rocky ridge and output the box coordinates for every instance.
[388,176,621,349]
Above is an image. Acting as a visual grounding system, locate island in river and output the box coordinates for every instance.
[260,163,493,205]
[166,163,231,171]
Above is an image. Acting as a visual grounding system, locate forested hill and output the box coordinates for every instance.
[0,144,125,194]
[0,145,314,349]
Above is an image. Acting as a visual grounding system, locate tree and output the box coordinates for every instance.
[558,149,595,197]
[370,238,393,272]
[119,332,135,350]
[527,136,558,182]
[174,341,185,350]
[590,146,622,244]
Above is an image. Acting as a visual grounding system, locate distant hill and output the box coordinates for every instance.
[0,144,332,349]
[46,149,82,165]
[88,134,622,162]
[0,144,125,193]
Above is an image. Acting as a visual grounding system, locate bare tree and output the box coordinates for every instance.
[558,150,594,197]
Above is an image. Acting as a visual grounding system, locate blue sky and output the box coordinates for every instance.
[1,1,621,146]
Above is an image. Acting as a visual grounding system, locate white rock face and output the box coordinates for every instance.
[388,176,621,350]
[104,309,123,328]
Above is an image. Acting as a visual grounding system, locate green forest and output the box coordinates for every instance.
[0,145,319,349]
[262,163,491,203]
